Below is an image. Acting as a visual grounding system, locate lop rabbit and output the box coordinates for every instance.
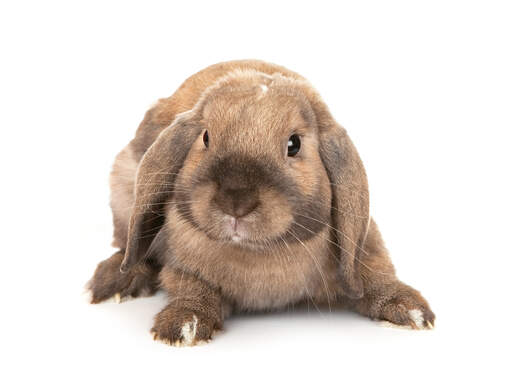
[88,60,435,346]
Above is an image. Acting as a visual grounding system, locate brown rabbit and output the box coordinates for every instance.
[87,60,435,346]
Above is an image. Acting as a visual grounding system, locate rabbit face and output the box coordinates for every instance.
[172,76,332,249]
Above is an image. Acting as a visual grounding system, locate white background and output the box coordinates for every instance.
[1,1,511,379]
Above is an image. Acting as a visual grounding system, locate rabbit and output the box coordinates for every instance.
[87,60,435,346]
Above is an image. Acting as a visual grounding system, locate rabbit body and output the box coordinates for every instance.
[88,60,434,346]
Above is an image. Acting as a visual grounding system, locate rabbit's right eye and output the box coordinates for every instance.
[203,130,209,147]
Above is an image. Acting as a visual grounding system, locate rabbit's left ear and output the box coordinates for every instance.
[314,102,370,299]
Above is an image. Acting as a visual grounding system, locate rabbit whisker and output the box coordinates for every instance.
[286,228,332,313]
[278,235,322,315]
[292,214,389,276]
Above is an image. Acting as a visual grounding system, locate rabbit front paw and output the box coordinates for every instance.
[377,291,435,330]
[151,305,221,347]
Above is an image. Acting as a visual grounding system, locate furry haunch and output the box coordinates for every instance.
[88,60,435,346]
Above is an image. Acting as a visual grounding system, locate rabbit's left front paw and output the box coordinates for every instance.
[378,292,435,330]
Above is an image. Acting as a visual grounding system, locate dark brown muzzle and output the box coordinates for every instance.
[207,155,277,218]
[213,185,259,218]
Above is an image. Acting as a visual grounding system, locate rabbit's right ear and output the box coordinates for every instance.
[120,112,201,273]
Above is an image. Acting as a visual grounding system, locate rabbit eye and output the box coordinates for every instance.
[287,134,301,157]
[203,130,209,147]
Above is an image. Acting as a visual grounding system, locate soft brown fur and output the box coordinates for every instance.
[88,60,435,346]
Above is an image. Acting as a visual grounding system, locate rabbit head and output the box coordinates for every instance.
[121,69,370,299]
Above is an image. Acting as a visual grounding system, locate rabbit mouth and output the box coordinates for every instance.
[222,214,253,243]
[210,212,279,249]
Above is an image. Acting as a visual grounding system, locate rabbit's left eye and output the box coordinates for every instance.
[287,134,301,157]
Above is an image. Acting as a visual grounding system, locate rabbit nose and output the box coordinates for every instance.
[214,186,259,218]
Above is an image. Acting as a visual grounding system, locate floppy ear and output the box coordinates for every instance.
[318,117,370,299]
[120,114,201,273]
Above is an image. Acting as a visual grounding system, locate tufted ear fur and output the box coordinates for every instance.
[120,113,201,273]
[311,98,370,299]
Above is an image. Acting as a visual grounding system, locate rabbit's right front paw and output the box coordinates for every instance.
[151,305,220,347]
[87,251,159,304]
